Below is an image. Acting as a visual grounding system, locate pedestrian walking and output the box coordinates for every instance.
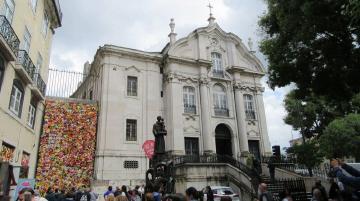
[205,186,213,201]
[258,183,273,201]
[311,180,328,201]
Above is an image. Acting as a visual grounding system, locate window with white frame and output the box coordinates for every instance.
[244,94,256,120]
[22,27,31,52]
[30,0,37,13]
[9,80,24,117]
[183,86,196,114]
[27,103,36,128]
[213,84,228,116]
[4,0,15,23]
[41,12,49,37]
[211,52,224,77]
[126,119,137,141]
[127,76,137,96]
[35,52,43,77]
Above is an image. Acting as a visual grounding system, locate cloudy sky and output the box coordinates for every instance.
[50,0,299,148]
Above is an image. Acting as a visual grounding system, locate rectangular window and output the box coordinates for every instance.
[185,138,199,156]
[126,119,137,141]
[22,27,31,52]
[36,53,43,74]
[9,85,23,116]
[127,76,137,96]
[183,87,196,114]
[27,104,36,128]
[244,94,256,120]
[29,0,37,13]
[42,12,49,37]
[4,0,15,23]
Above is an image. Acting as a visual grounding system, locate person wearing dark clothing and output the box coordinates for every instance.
[311,180,328,201]
[113,187,121,197]
[268,156,276,183]
[328,179,341,200]
[205,186,213,201]
[75,188,91,201]
[258,183,273,201]
[46,188,56,201]
[331,159,360,200]
[121,185,129,200]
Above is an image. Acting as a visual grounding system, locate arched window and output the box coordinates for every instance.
[0,56,4,91]
[211,52,224,77]
[9,79,24,117]
[244,94,256,120]
[213,84,228,116]
[183,86,196,114]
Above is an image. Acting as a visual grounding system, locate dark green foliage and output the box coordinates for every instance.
[287,140,323,171]
[319,114,360,159]
[259,0,360,105]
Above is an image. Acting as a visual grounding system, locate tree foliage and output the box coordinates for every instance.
[283,91,336,138]
[259,0,360,107]
[287,140,323,170]
[319,114,360,159]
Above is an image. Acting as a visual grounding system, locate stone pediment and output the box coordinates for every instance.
[183,125,200,134]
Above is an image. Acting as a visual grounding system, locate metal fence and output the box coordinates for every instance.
[46,68,100,99]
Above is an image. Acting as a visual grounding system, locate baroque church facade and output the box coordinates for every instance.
[73,15,271,185]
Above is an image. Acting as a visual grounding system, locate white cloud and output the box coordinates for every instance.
[50,0,296,149]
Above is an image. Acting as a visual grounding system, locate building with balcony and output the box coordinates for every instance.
[72,15,271,186]
[0,0,61,181]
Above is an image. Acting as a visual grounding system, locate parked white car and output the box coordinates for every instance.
[203,186,240,201]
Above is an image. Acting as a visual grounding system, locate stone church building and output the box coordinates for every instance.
[73,14,271,186]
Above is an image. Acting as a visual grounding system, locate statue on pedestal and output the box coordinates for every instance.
[152,116,167,155]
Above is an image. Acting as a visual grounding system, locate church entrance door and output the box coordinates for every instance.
[215,124,232,156]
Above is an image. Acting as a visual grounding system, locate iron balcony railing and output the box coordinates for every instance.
[33,73,46,96]
[213,69,224,78]
[214,107,229,117]
[17,50,35,79]
[0,15,20,56]
[184,104,196,114]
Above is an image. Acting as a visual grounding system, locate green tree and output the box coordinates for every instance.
[287,141,323,176]
[259,0,360,110]
[319,114,360,159]
[283,91,336,138]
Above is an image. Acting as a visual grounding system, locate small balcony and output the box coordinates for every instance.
[212,69,225,78]
[184,104,196,114]
[32,73,46,99]
[0,15,20,61]
[15,50,35,84]
[214,107,229,117]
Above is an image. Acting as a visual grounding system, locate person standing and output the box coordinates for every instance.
[205,186,213,201]
[268,156,276,183]
[104,187,113,200]
[258,183,273,201]
[311,180,328,201]
[89,189,98,201]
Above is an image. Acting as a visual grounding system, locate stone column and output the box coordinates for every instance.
[234,83,249,154]
[199,77,215,154]
[165,73,185,155]
[256,87,272,154]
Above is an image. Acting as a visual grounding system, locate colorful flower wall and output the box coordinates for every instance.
[36,100,98,193]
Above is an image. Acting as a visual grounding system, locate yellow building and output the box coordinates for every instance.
[0,0,61,180]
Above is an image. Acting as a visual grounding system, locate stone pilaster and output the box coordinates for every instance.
[233,83,249,154]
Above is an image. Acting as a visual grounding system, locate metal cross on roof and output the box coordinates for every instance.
[207,2,213,15]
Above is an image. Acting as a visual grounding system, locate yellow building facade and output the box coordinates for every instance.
[0,0,61,180]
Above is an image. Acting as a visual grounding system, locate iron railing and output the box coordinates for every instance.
[184,104,196,114]
[33,73,46,96]
[171,154,259,180]
[213,69,224,78]
[214,107,229,116]
[262,155,330,179]
[0,15,20,56]
[17,50,36,79]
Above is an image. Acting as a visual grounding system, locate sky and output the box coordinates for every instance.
[49,0,300,149]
